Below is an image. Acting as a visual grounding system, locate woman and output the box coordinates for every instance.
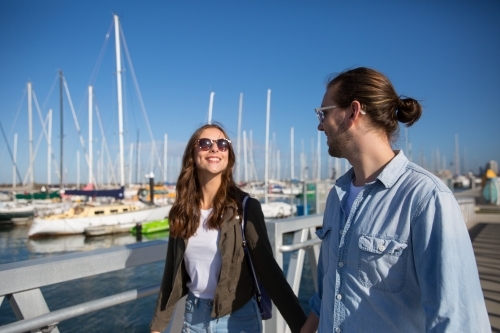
[150,123,307,333]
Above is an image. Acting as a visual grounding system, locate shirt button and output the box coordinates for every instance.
[338,262,344,267]
[336,294,342,300]
[335,327,341,332]
[340,230,343,235]
[378,245,385,252]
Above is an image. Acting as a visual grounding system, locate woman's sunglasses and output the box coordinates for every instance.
[196,138,232,152]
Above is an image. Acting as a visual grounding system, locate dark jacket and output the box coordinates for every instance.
[150,197,307,332]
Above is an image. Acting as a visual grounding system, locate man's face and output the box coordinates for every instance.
[318,88,352,158]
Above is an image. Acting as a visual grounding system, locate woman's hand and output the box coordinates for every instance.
[300,312,319,333]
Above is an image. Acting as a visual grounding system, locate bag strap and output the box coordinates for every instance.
[241,196,263,301]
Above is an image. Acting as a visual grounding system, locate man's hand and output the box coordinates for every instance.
[300,312,319,333]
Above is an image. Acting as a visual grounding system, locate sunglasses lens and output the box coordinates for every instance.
[217,139,229,151]
[198,139,212,151]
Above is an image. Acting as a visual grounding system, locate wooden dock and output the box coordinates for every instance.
[469,208,500,332]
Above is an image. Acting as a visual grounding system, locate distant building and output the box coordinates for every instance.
[487,160,498,175]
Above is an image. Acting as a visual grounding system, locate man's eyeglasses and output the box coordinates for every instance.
[314,105,366,123]
[196,138,232,152]
[314,105,339,123]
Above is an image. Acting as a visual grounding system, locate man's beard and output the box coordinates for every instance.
[327,123,351,158]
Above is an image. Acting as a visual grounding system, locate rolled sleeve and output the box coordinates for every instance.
[309,292,321,317]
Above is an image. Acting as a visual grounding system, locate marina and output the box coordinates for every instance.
[0,2,499,332]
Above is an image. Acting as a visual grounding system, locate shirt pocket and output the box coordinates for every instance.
[316,227,332,273]
[357,235,408,292]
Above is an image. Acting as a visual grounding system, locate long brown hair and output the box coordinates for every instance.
[169,123,244,238]
[327,67,422,142]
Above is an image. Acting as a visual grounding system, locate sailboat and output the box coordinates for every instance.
[28,201,170,237]
[259,89,296,219]
[28,14,172,236]
[0,201,34,223]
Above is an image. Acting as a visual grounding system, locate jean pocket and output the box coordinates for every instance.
[185,297,195,313]
[358,235,408,292]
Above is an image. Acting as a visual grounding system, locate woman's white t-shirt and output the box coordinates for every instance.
[184,208,222,299]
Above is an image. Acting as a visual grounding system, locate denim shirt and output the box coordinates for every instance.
[309,151,490,333]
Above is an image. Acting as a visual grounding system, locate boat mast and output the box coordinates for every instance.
[272,132,276,180]
[277,149,280,181]
[136,130,140,184]
[290,127,294,180]
[13,133,17,188]
[137,142,141,184]
[88,85,93,185]
[47,109,52,185]
[301,139,305,181]
[100,138,105,186]
[208,91,215,124]
[243,130,248,183]
[59,70,64,189]
[128,143,133,185]
[237,93,243,183]
[264,89,271,204]
[163,134,168,183]
[28,81,33,186]
[0,121,22,187]
[114,14,125,186]
[249,130,258,182]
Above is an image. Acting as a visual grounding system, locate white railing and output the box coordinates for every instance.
[0,240,167,333]
[457,197,475,224]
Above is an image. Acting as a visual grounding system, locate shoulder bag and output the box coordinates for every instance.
[241,195,273,320]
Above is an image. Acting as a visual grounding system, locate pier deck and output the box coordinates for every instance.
[469,209,500,332]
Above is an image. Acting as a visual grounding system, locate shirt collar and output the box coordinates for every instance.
[376,150,408,188]
[335,150,408,189]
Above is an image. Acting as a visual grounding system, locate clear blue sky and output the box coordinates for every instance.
[1,0,499,185]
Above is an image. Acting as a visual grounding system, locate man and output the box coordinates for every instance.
[301,67,490,332]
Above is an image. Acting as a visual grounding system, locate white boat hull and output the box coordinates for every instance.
[0,202,35,221]
[28,205,170,237]
[261,202,296,219]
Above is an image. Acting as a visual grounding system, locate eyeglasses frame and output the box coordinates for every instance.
[314,105,366,123]
[196,138,232,151]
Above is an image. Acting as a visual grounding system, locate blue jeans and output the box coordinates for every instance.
[183,291,262,333]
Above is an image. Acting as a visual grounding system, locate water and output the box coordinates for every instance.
[0,223,314,332]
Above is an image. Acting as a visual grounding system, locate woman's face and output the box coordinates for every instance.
[194,128,230,178]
